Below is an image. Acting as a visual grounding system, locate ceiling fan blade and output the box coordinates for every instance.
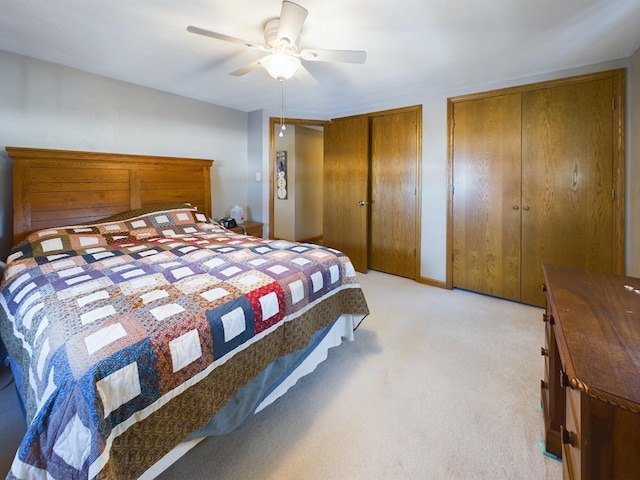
[277,1,308,47]
[187,25,266,51]
[300,48,367,64]
[294,64,317,85]
[229,60,263,76]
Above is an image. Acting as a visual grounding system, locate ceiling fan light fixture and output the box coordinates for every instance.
[261,53,301,80]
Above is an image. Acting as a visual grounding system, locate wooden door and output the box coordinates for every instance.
[369,109,420,279]
[323,115,370,272]
[521,78,615,305]
[452,93,522,301]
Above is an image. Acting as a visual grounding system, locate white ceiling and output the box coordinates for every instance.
[1,0,639,117]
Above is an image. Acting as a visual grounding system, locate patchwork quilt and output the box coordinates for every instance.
[0,205,369,480]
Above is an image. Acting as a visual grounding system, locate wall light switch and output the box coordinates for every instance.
[255,172,261,182]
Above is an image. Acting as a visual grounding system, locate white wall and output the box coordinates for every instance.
[627,46,640,276]
[294,126,323,241]
[0,49,248,260]
[272,124,324,242]
[273,128,296,239]
[247,110,264,227]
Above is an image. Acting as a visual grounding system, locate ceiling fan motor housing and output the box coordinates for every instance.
[264,18,298,51]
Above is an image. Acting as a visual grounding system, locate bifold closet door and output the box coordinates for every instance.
[520,78,615,306]
[323,115,370,273]
[452,93,522,302]
[369,109,419,279]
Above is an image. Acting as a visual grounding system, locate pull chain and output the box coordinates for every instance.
[279,78,286,137]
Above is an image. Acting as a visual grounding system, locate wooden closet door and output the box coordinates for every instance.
[452,93,522,301]
[521,78,615,306]
[323,115,370,272]
[369,109,420,279]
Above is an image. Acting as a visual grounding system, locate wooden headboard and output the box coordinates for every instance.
[8,147,214,244]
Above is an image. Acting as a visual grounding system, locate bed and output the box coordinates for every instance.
[0,147,369,480]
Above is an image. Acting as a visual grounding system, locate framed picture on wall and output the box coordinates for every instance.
[276,150,288,200]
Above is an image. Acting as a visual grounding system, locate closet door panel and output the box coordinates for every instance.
[521,79,614,306]
[323,115,370,272]
[452,93,522,301]
[370,109,419,279]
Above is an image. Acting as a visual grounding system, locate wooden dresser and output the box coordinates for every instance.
[541,264,640,479]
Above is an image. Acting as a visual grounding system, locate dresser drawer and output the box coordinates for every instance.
[541,313,551,425]
[562,387,581,479]
[543,319,551,385]
[541,309,563,458]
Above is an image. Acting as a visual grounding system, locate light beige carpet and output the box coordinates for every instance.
[158,270,562,479]
[0,270,562,479]
[0,364,26,477]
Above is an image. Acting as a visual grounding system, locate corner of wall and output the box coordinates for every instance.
[247,110,265,224]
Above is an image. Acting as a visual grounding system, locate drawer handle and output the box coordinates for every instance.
[541,379,548,390]
[560,370,571,389]
[561,426,575,447]
[540,347,549,357]
[542,313,549,323]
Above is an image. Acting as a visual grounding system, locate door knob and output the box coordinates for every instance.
[358,200,368,206]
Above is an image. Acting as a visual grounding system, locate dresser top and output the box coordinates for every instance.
[543,263,640,411]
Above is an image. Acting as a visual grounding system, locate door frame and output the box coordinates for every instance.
[269,106,422,283]
[446,68,626,290]
[268,117,328,240]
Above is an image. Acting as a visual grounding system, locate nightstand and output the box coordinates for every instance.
[229,221,263,238]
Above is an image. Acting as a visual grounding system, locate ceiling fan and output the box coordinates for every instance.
[187,0,367,82]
